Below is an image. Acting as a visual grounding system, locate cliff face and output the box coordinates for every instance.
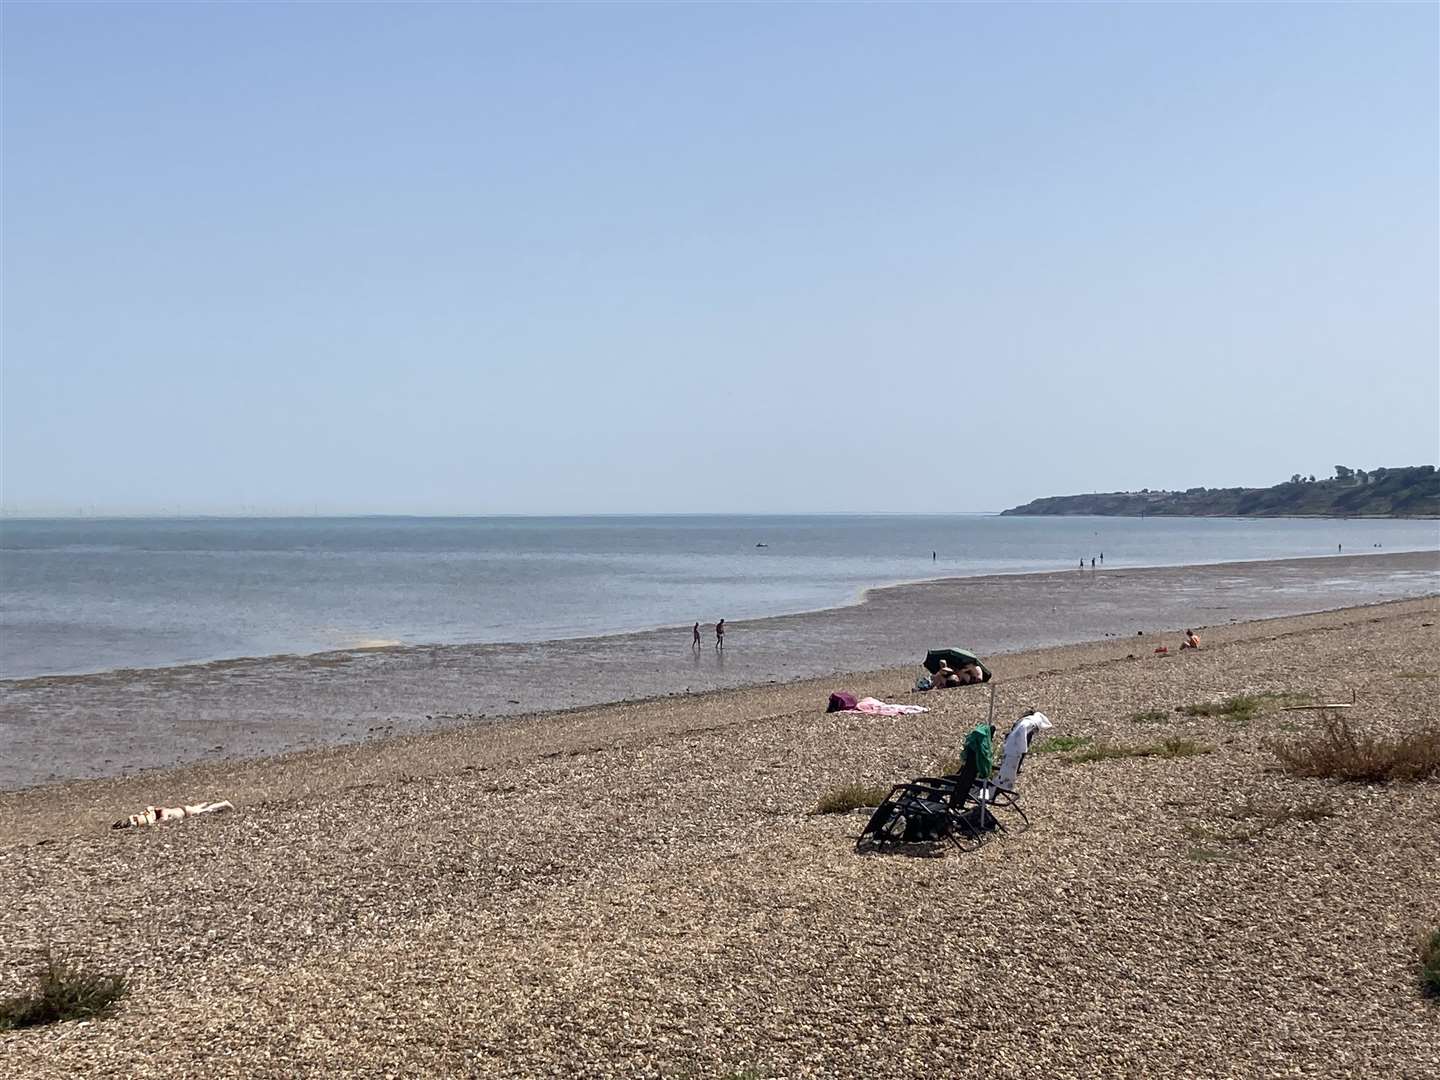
[1001,466,1440,518]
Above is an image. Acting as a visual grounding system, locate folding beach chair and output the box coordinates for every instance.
[971,711,1051,832]
[855,727,998,854]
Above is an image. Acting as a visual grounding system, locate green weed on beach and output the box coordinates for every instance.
[813,782,890,815]
[1178,692,1311,726]
[1421,929,1440,998]
[1033,734,1093,755]
[0,954,126,1030]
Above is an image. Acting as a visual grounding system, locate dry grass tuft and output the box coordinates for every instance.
[1067,736,1212,766]
[1178,692,1314,725]
[1155,736,1214,759]
[1268,716,1440,782]
[813,782,890,815]
[1422,929,1440,999]
[1220,794,1337,826]
[1190,795,1339,844]
[1131,709,1170,724]
[0,954,126,1030]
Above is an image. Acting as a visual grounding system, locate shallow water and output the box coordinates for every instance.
[3,514,1436,677]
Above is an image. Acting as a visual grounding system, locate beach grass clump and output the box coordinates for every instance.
[813,782,890,815]
[1157,736,1212,758]
[1198,795,1338,843]
[1179,694,1267,724]
[1067,736,1212,767]
[1033,734,1092,755]
[1421,928,1440,998]
[1268,716,1440,782]
[1180,692,1312,725]
[1131,708,1170,724]
[1066,742,1147,766]
[0,954,126,1030]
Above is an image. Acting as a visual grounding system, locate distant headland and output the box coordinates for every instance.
[1001,465,1440,518]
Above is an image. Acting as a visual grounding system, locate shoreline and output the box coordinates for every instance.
[5,542,1438,684]
[0,592,1434,839]
[2,596,1436,1076]
[7,549,1437,688]
[1,549,1436,790]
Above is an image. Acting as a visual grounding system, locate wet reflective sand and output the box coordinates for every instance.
[1,550,1435,789]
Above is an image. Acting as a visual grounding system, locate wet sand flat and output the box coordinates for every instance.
[1,597,1436,1078]
[1,550,1436,789]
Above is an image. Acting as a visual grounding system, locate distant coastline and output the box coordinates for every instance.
[1002,464,1440,518]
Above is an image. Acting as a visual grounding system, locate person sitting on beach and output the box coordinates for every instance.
[931,662,984,688]
[1182,629,1201,650]
[932,662,961,688]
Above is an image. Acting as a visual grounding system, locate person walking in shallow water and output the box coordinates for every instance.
[715,619,725,649]
[692,622,701,650]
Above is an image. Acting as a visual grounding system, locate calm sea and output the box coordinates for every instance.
[2,514,1436,678]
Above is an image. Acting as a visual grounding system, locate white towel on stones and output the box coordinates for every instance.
[996,712,1052,789]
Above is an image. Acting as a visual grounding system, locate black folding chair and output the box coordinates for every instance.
[855,741,997,854]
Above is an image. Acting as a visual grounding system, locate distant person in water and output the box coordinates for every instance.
[1338,543,1342,553]
[1079,558,1084,569]
[932,551,937,561]
[1182,629,1201,650]
[1099,552,1104,563]
[715,619,725,649]
[1091,557,1096,568]
[692,622,701,650]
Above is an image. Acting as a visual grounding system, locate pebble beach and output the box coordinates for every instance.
[3,588,1438,1077]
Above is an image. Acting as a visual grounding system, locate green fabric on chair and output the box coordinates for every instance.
[964,724,996,779]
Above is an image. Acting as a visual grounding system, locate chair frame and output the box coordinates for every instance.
[855,745,997,854]
[970,718,1040,831]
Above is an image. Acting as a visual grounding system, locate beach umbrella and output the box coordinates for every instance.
[923,648,993,681]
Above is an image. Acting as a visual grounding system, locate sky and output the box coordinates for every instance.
[2,2,1436,516]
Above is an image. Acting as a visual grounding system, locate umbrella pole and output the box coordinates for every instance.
[988,683,996,728]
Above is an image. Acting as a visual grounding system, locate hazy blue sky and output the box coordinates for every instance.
[3,2,1436,515]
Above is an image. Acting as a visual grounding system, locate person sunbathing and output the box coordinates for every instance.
[932,662,984,688]
[1182,629,1201,650]
[932,662,961,688]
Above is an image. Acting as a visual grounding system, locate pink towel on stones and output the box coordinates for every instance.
[852,697,929,717]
